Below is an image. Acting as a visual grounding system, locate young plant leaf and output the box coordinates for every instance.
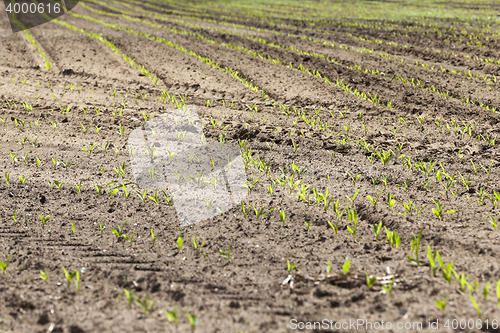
[343,257,350,274]
[0,255,12,275]
[219,244,233,263]
[366,272,377,288]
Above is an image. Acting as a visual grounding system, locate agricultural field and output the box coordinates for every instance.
[1,0,500,332]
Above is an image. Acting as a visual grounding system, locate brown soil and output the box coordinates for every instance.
[1,1,500,333]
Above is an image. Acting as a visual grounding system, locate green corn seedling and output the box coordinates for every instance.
[328,220,338,237]
[346,189,360,207]
[438,177,456,198]
[343,257,351,274]
[74,271,81,291]
[185,310,198,332]
[377,150,393,167]
[135,294,155,315]
[304,221,311,230]
[373,221,382,241]
[382,277,396,296]
[40,269,49,283]
[177,232,183,252]
[151,228,157,247]
[243,179,259,193]
[62,267,77,288]
[62,159,75,171]
[403,200,414,215]
[494,191,500,207]
[455,272,471,293]
[193,235,207,257]
[436,296,447,311]
[146,146,158,161]
[484,282,491,300]
[381,174,388,189]
[496,279,500,310]
[123,185,133,199]
[280,209,285,226]
[347,172,361,186]
[252,204,266,220]
[109,187,119,198]
[164,308,178,331]
[427,245,438,277]
[19,175,28,185]
[112,220,128,238]
[297,184,311,204]
[241,202,248,219]
[267,181,277,196]
[122,231,135,246]
[136,189,147,203]
[408,229,423,266]
[385,227,400,248]
[436,252,454,284]
[117,123,126,137]
[431,198,455,221]
[367,189,383,207]
[435,170,442,183]
[75,180,83,194]
[481,160,497,178]
[100,141,110,155]
[80,122,89,134]
[387,193,396,210]
[219,244,233,263]
[366,273,377,288]
[292,140,298,153]
[287,259,296,275]
[148,189,159,205]
[39,213,50,229]
[396,178,412,192]
[470,159,479,174]
[323,190,333,212]
[415,204,426,217]
[332,199,346,222]
[123,289,135,308]
[489,214,497,230]
[346,207,358,241]
[82,143,96,155]
[95,184,103,195]
[53,178,64,190]
[10,152,17,165]
[469,295,482,318]
[416,159,437,178]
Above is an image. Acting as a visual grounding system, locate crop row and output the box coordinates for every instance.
[62,10,269,99]
[130,0,500,68]
[3,98,498,237]
[110,0,500,101]
[12,15,52,71]
[103,0,499,111]
[87,1,500,118]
